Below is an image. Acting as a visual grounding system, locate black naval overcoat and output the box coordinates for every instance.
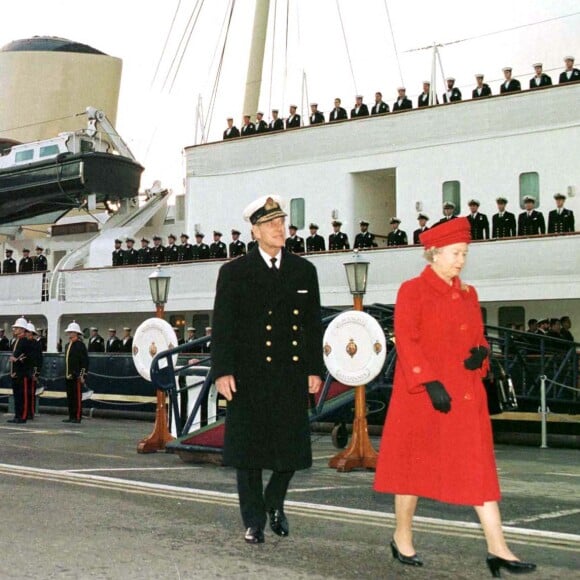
[212,248,324,471]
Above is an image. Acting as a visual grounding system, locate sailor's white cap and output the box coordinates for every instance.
[475,73,484,78]
[256,111,264,115]
[523,195,536,203]
[446,76,455,82]
[310,102,318,106]
[243,195,287,225]
[502,66,512,72]
[468,199,481,206]
[289,104,297,108]
[553,192,566,200]
[564,55,575,61]
[422,80,430,84]
[397,86,406,91]
[355,95,363,99]
[65,321,82,334]
[532,62,543,68]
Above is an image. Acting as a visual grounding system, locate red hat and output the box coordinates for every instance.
[420,217,471,248]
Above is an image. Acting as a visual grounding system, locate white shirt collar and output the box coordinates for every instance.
[258,246,282,269]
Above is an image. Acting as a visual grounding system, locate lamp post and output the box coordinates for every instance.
[137,267,174,454]
[329,251,378,472]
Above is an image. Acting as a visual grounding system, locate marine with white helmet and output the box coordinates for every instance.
[63,321,89,424]
[7,317,33,423]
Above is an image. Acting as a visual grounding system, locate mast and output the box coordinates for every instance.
[242,0,270,120]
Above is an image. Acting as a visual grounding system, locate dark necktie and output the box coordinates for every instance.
[270,257,278,270]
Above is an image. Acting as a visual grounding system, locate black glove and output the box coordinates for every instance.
[464,346,489,370]
[424,381,452,413]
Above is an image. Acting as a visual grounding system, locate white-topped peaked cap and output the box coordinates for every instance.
[243,195,287,225]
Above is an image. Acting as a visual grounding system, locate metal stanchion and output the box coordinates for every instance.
[539,375,549,449]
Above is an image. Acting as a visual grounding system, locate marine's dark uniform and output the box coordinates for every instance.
[229,240,247,258]
[548,208,575,234]
[386,229,408,246]
[329,232,349,250]
[210,241,227,259]
[10,336,33,422]
[306,234,326,252]
[492,212,517,238]
[518,210,546,236]
[64,339,89,422]
[467,212,490,240]
[285,235,305,254]
[28,336,43,419]
[354,232,377,249]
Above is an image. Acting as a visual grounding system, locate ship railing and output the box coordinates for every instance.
[538,376,580,448]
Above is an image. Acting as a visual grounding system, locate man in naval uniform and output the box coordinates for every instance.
[329,98,348,122]
[240,115,256,137]
[123,238,139,265]
[212,194,323,544]
[165,234,179,263]
[472,74,492,98]
[548,193,575,234]
[229,229,247,258]
[269,110,284,132]
[0,329,10,351]
[8,317,33,424]
[178,233,194,261]
[442,77,462,103]
[88,327,105,353]
[371,92,389,115]
[559,56,580,84]
[436,201,457,226]
[26,322,42,420]
[112,239,125,267]
[285,225,305,254]
[386,218,408,246]
[19,249,34,273]
[306,223,326,252]
[210,231,227,259]
[121,327,133,353]
[466,199,490,240]
[309,103,325,125]
[529,63,552,89]
[393,87,412,111]
[106,329,122,353]
[517,196,546,236]
[417,81,438,107]
[328,220,349,250]
[255,112,269,134]
[33,246,48,271]
[3,249,16,274]
[499,67,521,93]
[350,95,369,118]
[150,235,165,263]
[285,105,301,129]
[413,213,429,244]
[223,118,240,139]
[492,197,517,238]
[247,231,258,253]
[138,238,152,265]
[193,233,211,260]
[63,321,89,424]
[354,220,377,249]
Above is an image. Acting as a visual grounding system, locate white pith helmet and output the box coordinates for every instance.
[65,321,82,334]
[12,317,28,330]
[27,322,37,334]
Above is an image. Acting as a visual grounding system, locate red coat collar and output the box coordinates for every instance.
[420,265,465,295]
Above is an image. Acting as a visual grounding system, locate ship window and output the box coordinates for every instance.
[519,172,539,208]
[39,144,59,158]
[81,140,94,153]
[442,181,460,215]
[290,198,305,230]
[498,306,525,328]
[15,149,34,163]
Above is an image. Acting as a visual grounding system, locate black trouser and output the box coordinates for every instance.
[236,469,294,529]
[27,376,36,419]
[12,375,29,421]
[65,378,82,421]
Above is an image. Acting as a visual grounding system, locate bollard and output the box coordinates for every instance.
[539,375,548,449]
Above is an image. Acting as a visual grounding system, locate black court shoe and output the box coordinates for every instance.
[390,539,423,567]
[244,527,265,544]
[7,418,26,424]
[268,509,289,537]
[486,555,537,577]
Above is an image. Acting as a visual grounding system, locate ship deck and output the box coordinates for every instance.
[0,415,578,579]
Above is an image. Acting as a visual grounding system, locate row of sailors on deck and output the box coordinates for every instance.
[224,57,580,138]
[1,246,47,275]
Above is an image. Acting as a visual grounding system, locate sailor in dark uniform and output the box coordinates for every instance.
[371,92,389,115]
[241,115,256,137]
[354,220,377,249]
[255,112,269,134]
[548,193,575,234]
[138,238,152,265]
[164,234,179,263]
[351,95,369,118]
[413,213,430,244]
[386,218,408,246]
[229,229,247,258]
[87,327,105,353]
[121,327,133,353]
[517,196,546,236]
[33,246,48,271]
[106,329,122,353]
[499,67,521,93]
[111,240,125,267]
[329,98,348,122]
[436,201,457,226]
[492,197,517,238]
[442,77,462,103]
[212,194,324,544]
[559,56,580,84]
[178,233,194,261]
[417,81,438,107]
[285,225,305,254]
[63,321,89,424]
[269,109,284,131]
[529,63,552,89]
[210,231,227,259]
[393,87,412,111]
[19,249,34,273]
[0,329,10,351]
[247,232,258,253]
[150,235,165,263]
[466,199,490,240]
[560,316,574,342]
[285,105,301,129]
[223,118,240,139]
[472,74,492,98]
[193,233,211,260]
[8,317,33,423]
[306,223,326,252]
[328,220,349,250]
[3,249,17,274]
[25,322,42,420]
[309,103,325,125]
[173,327,185,346]
[123,238,139,265]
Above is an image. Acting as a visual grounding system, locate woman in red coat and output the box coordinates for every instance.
[374,218,536,578]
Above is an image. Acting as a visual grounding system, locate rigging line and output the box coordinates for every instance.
[405,10,580,52]
[268,0,278,116]
[383,0,404,87]
[282,0,289,114]
[335,0,357,95]
[160,0,202,92]
[0,113,78,134]
[168,0,206,93]
[150,0,182,88]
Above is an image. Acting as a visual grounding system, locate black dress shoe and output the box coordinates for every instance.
[391,539,423,567]
[70,419,82,424]
[62,418,72,423]
[244,527,264,544]
[486,555,536,577]
[268,509,289,537]
[7,418,26,424]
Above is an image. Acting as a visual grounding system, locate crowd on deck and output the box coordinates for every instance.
[222,57,580,138]
[1,246,47,275]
